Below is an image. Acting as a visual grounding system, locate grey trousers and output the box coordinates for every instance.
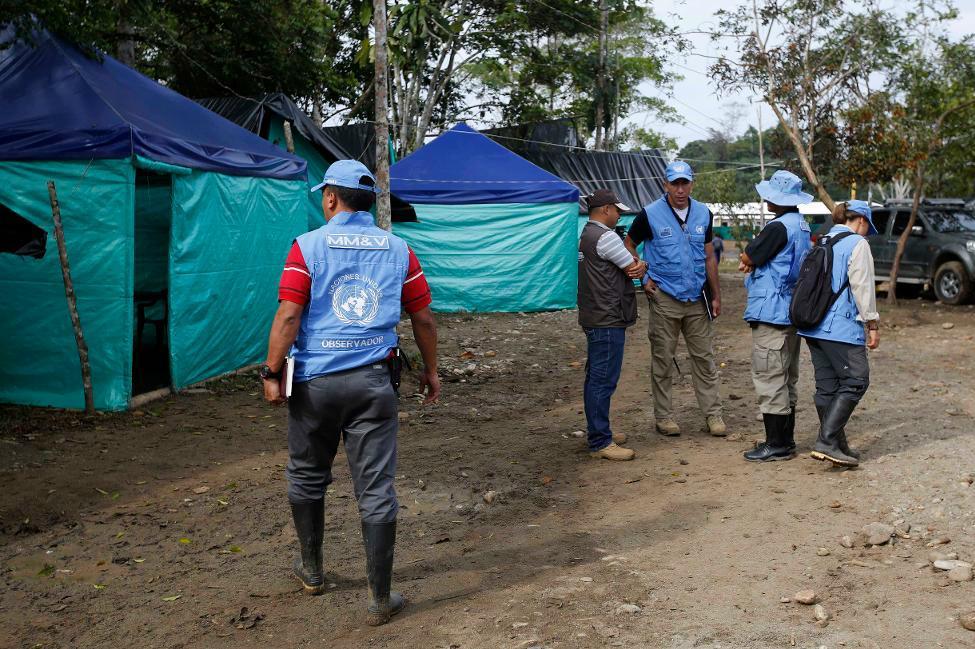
[750,323,801,415]
[805,337,870,407]
[286,362,399,523]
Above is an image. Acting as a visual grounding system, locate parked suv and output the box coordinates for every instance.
[868,199,975,304]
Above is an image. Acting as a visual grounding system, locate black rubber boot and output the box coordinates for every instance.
[744,414,794,462]
[362,521,405,625]
[785,406,797,453]
[290,500,325,595]
[811,397,860,467]
[816,402,860,460]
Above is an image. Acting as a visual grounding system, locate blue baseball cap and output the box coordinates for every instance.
[845,199,878,235]
[310,159,382,194]
[665,160,694,182]
[755,170,813,206]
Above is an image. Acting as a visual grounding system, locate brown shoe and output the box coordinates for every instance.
[612,432,627,445]
[590,443,635,461]
[706,415,727,437]
[655,419,681,436]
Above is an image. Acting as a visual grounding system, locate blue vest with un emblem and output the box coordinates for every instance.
[743,212,812,325]
[292,211,409,381]
[797,225,865,345]
[640,196,710,302]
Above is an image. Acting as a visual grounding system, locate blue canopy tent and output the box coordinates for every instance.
[390,123,580,312]
[0,27,308,410]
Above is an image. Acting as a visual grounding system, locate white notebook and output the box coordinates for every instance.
[284,356,295,398]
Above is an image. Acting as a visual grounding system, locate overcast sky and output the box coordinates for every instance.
[635,0,975,150]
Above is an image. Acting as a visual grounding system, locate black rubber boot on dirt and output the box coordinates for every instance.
[785,407,797,453]
[811,397,860,467]
[362,521,405,626]
[744,414,795,462]
[290,500,325,595]
[816,403,860,460]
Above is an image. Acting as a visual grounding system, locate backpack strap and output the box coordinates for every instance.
[823,231,856,305]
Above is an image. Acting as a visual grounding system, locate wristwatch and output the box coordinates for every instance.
[259,364,282,380]
[866,321,879,331]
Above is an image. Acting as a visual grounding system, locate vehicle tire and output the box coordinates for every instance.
[933,261,973,305]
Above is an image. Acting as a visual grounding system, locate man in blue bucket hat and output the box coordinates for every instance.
[625,160,726,438]
[262,159,440,625]
[738,170,813,462]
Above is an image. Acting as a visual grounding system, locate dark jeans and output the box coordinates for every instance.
[286,362,399,523]
[805,337,870,407]
[583,327,626,451]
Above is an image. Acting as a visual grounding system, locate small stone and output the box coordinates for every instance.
[862,522,895,546]
[960,611,975,631]
[933,559,971,571]
[615,604,642,615]
[579,577,593,583]
[679,458,689,465]
[512,622,529,629]
[943,322,955,329]
[840,536,854,548]
[398,411,410,422]
[926,536,951,547]
[482,490,497,505]
[191,486,210,494]
[570,430,585,438]
[794,589,818,604]
[949,566,974,582]
[484,350,497,357]
[817,548,831,556]
[780,597,792,603]
[928,550,958,563]
[814,604,829,621]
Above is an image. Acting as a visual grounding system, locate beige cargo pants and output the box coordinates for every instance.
[750,323,800,415]
[648,290,723,420]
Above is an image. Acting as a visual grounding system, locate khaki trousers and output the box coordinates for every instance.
[750,323,800,416]
[648,290,722,419]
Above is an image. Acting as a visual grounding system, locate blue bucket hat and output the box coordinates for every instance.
[665,160,694,182]
[755,170,813,206]
[844,199,878,235]
[310,159,382,194]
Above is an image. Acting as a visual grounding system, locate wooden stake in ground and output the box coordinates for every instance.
[47,181,95,414]
[373,0,392,231]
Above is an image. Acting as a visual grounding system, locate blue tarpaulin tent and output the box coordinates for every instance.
[390,123,580,312]
[0,27,308,410]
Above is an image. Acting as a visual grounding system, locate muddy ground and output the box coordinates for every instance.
[2,272,975,649]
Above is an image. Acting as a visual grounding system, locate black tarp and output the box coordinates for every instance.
[482,120,667,214]
[197,93,415,221]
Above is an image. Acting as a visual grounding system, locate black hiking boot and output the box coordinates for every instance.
[744,413,795,462]
[362,521,406,626]
[811,397,860,467]
[816,403,860,460]
[290,500,325,594]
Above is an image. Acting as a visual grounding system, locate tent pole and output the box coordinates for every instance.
[48,181,95,414]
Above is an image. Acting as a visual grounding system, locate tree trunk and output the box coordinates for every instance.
[767,101,835,211]
[373,0,392,231]
[48,181,95,414]
[887,164,924,305]
[311,99,323,127]
[282,121,295,153]
[594,0,608,149]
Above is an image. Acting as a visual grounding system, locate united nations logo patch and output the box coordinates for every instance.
[330,274,382,325]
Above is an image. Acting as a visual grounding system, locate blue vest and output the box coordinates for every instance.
[292,211,409,381]
[640,196,710,302]
[797,225,866,345]
[743,212,812,325]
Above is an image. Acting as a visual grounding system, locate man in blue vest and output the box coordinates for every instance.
[261,160,440,626]
[738,170,813,462]
[625,160,726,437]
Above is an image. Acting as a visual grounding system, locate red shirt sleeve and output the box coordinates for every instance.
[401,247,432,313]
[278,242,311,305]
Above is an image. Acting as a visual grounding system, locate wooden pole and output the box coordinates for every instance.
[282,121,295,153]
[594,0,608,150]
[373,0,393,231]
[48,181,95,414]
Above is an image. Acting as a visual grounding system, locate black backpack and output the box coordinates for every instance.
[789,231,855,329]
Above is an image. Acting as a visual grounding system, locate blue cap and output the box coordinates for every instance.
[845,199,878,235]
[310,159,381,194]
[755,170,813,206]
[665,160,694,182]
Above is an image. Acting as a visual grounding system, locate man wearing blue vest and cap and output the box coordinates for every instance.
[261,160,440,625]
[738,170,813,462]
[625,160,726,438]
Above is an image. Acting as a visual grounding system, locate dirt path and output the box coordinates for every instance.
[3,277,975,648]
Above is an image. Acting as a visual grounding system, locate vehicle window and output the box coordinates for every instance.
[891,211,911,236]
[870,210,891,235]
[926,210,975,233]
